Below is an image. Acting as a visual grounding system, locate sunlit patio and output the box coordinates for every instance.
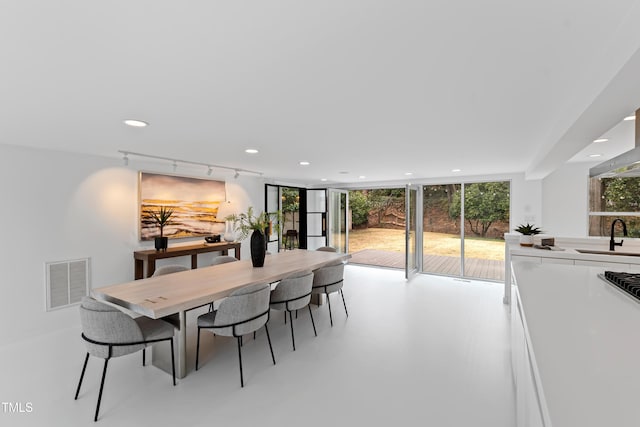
[347,227,505,281]
[348,249,505,281]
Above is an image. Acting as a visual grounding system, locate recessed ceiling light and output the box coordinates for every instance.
[359,175,366,179]
[123,119,148,127]
[593,138,608,143]
[339,171,349,174]
[624,115,636,121]
[451,169,461,172]
[299,161,310,166]
[320,178,327,182]
[245,149,259,154]
[405,172,413,176]
[588,154,602,158]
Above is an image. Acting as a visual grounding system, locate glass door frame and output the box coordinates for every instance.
[306,188,328,250]
[406,184,422,279]
[328,189,349,254]
[265,184,308,252]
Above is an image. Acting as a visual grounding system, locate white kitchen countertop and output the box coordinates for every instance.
[508,236,640,264]
[512,260,640,427]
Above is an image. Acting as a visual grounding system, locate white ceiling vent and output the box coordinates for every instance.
[46,258,90,311]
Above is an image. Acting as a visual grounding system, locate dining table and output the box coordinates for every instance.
[92,249,350,378]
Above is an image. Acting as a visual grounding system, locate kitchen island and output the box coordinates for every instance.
[511,260,640,427]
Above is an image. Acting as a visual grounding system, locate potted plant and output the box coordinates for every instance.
[146,206,174,251]
[226,206,281,267]
[515,223,542,247]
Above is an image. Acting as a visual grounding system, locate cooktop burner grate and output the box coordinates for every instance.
[601,271,640,302]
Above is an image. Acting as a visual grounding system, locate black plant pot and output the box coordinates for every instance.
[250,230,266,267]
[155,236,168,251]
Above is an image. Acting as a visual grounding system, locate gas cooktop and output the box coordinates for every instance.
[599,271,640,302]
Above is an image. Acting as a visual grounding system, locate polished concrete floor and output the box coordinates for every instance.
[0,265,515,426]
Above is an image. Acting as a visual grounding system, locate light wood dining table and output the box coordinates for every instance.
[93,249,350,378]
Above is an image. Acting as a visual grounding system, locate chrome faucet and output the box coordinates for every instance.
[610,218,628,251]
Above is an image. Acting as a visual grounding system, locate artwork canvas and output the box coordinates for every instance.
[139,172,226,241]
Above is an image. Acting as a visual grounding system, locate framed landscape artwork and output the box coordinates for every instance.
[139,172,226,241]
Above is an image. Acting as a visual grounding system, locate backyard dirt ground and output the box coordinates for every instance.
[348,228,505,261]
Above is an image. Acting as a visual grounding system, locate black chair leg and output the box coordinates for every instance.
[289,311,296,351]
[326,292,334,327]
[340,289,349,317]
[237,337,244,388]
[264,324,276,365]
[284,311,287,324]
[95,358,109,422]
[142,348,146,366]
[195,327,202,371]
[170,338,176,386]
[308,305,317,336]
[74,353,90,400]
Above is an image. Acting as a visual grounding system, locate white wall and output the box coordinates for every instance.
[541,162,593,237]
[0,144,264,346]
[510,173,543,231]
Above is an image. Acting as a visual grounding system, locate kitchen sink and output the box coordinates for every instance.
[575,249,640,257]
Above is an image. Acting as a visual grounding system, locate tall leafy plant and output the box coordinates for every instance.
[147,206,174,238]
[226,206,282,240]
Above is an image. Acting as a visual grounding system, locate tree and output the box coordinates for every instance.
[449,182,509,237]
[368,189,404,225]
[601,177,640,211]
[595,177,640,237]
[349,190,371,226]
[281,188,299,230]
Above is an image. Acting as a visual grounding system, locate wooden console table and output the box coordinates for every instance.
[134,242,241,279]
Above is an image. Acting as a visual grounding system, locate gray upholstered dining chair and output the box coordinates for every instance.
[151,264,191,323]
[195,283,275,387]
[152,264,189,276]
[312,261,348,327]
[316,246,337,252]
[75,297,175,422]
[269,271,316,351]
[207,255,240,310]
[210,255,239,266]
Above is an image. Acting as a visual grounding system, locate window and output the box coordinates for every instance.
[588,176,640,236]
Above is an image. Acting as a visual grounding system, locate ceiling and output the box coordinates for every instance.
[2,1,640,185]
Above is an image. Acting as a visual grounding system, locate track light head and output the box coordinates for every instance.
[207,167,213,176]
[123,153,129,166]
[234,170,240,179]
[172,161,177,172]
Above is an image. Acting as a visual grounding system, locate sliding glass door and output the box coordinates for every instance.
[422,181,508,281]
[462,181,509,281]
[423,184,462,276]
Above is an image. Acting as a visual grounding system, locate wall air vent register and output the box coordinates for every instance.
[45,258,90,311]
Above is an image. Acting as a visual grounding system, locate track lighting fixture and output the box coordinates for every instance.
[116,150,262,177]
